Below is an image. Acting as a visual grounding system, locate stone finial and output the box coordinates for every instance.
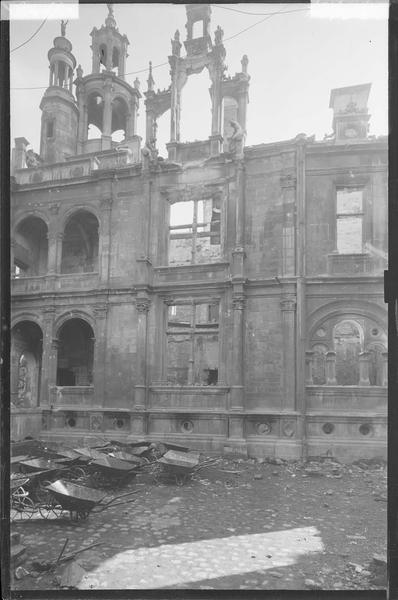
[60,20,68,37]
[134,77,140,90]
[147,61,155,91]
[214,25,224,46]
[241,54,248,74]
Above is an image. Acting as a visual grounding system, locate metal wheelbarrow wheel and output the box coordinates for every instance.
[11,492,35,522]
[38,489,64,520]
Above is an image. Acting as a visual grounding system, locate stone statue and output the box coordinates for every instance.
[76,64,83,79]
[61,20,68,37]
[107,3,114,17]
[141,138,159,167]
[171,30,181,56]
[25,149,42,168]
[241,54,248,74]
[228,120,245,157]
[214,25,224,46]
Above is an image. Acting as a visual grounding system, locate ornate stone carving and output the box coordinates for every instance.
[228,120,245,157]
[136,298,151,313]
[256,422,272,435]
[282,420,295,438]
[90,413,103,432]
[60,19,68,37]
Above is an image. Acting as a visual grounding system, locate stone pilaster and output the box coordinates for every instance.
[40,307,57,406]
[230,293,245,410]
[305,350,315,385]
[134,297,150,409]
[93,304,108,406]
[325,351,337,385]
[47,232,63,274]
[280,295,296,409]
[99,197,113,283]
[359,351,370,386]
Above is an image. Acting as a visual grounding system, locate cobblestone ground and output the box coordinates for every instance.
[10,457,386,591]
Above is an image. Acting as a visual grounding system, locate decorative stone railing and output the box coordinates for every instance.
[12,272,99,294]
[305,385,387,413]
[49,386,96,407]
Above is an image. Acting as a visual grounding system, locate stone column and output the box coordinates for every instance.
[40,307,58,406]
[99,198,112,283]
[10,239,15,276]
[230,294,245,410]
[93,305,108,406]
[325,351,337,385]
[54,62,59,86]
[280,296,296,409]
[305,351,315,385]
[359,351,370,386]
[102,79,113,149]
[47,232,63,274]
[134,297,150,409]
[381,351,388,386]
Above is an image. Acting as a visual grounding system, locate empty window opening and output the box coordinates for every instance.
[334,320,363,385]
[154,110,169,159]
[192,20,203,38]
[112,47,120,72]
[14,216,48,276]
[99,44,107,69]
[367,343,386,386]
[179,70,212,143]
[88,124,102,140]
[336,187,364,254]
[87,93,104,137]
[11,321,43,408]
[56,318,94,386]
[61,211,99,274]
[169,198,221,266]
[111,97,129,141]
[222,96,238,150]
[166,302,219,385]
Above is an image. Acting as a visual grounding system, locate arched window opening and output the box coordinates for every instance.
[111,97,128,140]
[312,344,328,385]
[192,20,203,38]
[87,124,102,140]
[57,62,67,88]
[61,211,99,274]
[222,96,239,150]
[334,320,363,385]
[14,217,48,277]
[179,70,212,143]
[112,47,120,71]
[99,44,107,70]
[87,93,104,136]
[11,321,43,407]
[57,319,94,386]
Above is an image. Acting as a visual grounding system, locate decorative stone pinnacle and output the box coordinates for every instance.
[105,3,117,28]
[241,54,248,74]
[147,61,154,91]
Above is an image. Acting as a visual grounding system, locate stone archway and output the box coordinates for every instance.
[11,321,43,407]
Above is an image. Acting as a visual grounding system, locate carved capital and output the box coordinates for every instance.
[232,295,245,311]
[94,304,108,319]
[100,197,112,211]
[280,295,296,312]
[49,202,60,215]
[136,298,151,313]
[43,306,56,321]
[280,174,297,190]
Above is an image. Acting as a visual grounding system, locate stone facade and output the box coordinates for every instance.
[10,5,387,461]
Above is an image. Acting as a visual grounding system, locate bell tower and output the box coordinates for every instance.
[39,20,78,163]
[75,3,141,153]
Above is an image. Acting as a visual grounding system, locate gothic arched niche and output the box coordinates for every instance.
[56,318,94,386]
[61,210,99,274]
[11,321,43,407]
[333,319,363,385]
[14,216,48,277]
[111,96,129,139]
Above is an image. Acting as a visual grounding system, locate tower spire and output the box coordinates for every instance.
[105,3,117,29]
[147,61,155,92]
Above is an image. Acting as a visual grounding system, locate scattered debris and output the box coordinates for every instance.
[14,566,30,580]
[304,578,322,589]
[59,560,87,588]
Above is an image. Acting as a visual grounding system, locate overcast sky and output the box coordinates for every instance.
[10,3,388,156]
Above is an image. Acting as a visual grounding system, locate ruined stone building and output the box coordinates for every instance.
[10,5,387,460]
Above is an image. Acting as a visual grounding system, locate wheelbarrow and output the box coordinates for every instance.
[41,479,140,521]
[87,455,140,488]
[157,450,201,485]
